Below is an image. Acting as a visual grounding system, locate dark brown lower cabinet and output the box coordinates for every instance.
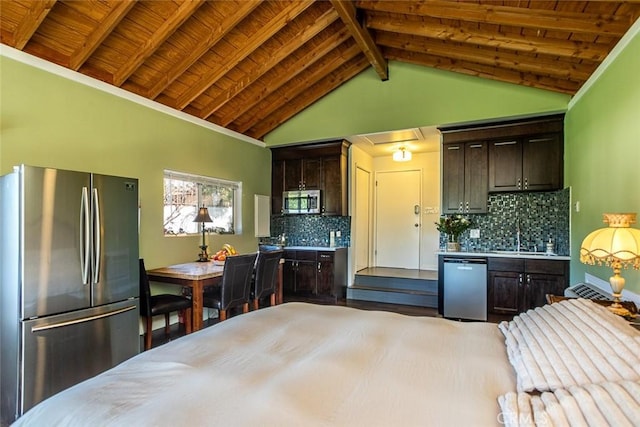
[283,248,347,303]
[488,257,569,315]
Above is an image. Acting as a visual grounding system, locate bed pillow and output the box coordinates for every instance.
[497,380,640,427]
[499,298,640,392]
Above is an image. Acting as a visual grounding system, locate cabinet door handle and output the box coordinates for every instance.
[447,146,460,150]
[468,144,483,149]
[529,137,553,143]
[465,201,469,212]
[494,141,517,146]
[517,178,521,189]
[524,178,528,190]
[459,202,463,212]
[318,262,321,272]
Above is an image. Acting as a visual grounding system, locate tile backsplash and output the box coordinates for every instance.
[442,188,570,255]
[268,215,351,247]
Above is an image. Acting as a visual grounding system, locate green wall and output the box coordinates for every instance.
[565,26,640,294]
[0,54,271,269]
[265,61,570,145]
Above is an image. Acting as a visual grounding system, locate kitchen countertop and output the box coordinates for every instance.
[438,251,571,260]
[284,246,346,251]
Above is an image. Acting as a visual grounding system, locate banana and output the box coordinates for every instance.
[222,243,237,255]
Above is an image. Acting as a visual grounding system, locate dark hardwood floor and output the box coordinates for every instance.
[144,298,512,350]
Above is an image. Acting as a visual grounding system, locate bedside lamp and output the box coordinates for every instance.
[580,213,640,317]
[193,206,213,262]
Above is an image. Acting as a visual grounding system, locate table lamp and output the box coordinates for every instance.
[193,206,213,262]
[580,213,640,317]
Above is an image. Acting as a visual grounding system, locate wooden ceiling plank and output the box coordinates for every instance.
[215,29,353,127]
[112,0,205,87]
[376,31,594,82]
[330,0,388,80]
[69,0,136,71]
[384,47,579,95]
[146,0,262,100]
[366,13,611,61]
[198,6,340,119]
[174,0,314,110]
[234,43,362,133]
[357,0,632,37]
[247,56,370,139]
[12,0,57,49]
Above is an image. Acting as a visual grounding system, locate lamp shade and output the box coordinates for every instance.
[580,213,640,269]
[193,206,213,223]
[393,147,412,162]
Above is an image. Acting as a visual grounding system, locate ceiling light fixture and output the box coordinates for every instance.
[393,147,412,162]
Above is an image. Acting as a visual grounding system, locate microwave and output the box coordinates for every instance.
[282,189,321,214]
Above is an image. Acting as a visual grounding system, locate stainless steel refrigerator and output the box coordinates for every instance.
[1,165,140,424]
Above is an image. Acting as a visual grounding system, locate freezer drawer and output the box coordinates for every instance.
[18,300,140,417]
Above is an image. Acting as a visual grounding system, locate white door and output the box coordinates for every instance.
[375,170,421,269]
[355,166,371,272]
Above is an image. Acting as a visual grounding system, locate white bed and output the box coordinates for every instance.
[14,300,640,426]
[15,302,515,426]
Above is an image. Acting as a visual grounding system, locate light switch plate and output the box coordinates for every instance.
[470,229,480,238]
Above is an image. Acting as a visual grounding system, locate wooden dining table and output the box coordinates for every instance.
[146,261,224,332]
[146,259,283,332]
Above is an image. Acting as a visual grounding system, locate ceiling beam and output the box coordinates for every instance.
[172,0,314,110]
[233,42,362,134]
[112,0,205,87]
[146,0,262,99]
[384,47,580,95]
[366,13,611,61]
[330,0,387,80]
[197,6,340,120]
[247,55,370,139]
[69,0,135,71]
[211,25,352,127]
[11,0,57,50]
[376,31,594,82]
[357,0,632,37]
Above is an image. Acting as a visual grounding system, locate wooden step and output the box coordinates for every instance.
[347,285,437,308]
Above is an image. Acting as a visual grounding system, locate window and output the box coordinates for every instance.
[163,170,241,236]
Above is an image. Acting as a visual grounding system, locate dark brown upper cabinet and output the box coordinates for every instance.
[440,114,564,207]
[489,133,563,192]
[271,141,350,215]
[441,141,488,214]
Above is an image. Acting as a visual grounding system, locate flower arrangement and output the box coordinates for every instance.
[435,215,472,242]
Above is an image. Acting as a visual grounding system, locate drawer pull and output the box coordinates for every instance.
[494,141,517,146]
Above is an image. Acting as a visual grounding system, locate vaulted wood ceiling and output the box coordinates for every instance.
[2,1,639,141]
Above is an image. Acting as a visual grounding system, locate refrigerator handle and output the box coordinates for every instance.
[92,188,101,284]
[80,187,90,285]
[31,305,137,332]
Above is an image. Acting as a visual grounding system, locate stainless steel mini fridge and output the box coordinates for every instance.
[0,165,140,424]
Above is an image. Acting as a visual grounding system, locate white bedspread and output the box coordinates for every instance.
[15,303,515,426]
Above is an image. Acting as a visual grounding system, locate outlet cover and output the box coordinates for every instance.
[470,229,480,238]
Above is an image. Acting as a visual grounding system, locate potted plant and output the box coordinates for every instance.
[435,215,472,251]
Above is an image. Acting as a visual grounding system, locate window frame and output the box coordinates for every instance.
[163,169,242,236]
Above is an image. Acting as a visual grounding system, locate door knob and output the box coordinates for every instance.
[414,223,419,227]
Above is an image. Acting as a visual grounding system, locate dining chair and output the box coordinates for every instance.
[252,250,283,310]
[203,252,258,322]
[139,259,193,350]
